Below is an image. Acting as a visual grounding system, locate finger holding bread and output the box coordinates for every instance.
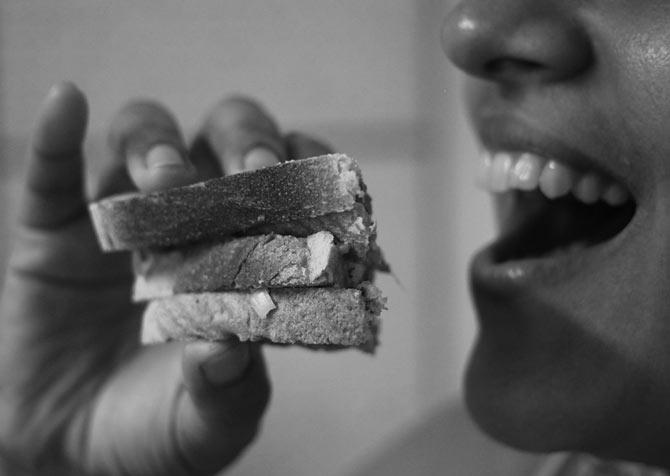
[177,341,270,472]
[192,95,286,176]
[108,100,199,193]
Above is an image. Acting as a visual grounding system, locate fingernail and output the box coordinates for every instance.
[201,340,251,386]
[146,144,191,170]
[243,147,280,171]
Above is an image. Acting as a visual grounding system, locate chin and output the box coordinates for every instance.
[462,313,630,455]
[464,259,670,468]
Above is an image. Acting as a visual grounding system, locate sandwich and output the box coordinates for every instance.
[89,153,387,352]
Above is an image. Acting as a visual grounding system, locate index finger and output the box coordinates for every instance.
[20,82,88,230]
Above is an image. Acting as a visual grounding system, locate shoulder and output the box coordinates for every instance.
[348,397,546,476]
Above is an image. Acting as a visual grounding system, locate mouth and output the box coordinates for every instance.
[474,150,637,284]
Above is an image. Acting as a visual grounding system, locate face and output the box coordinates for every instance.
[443,0,670,468]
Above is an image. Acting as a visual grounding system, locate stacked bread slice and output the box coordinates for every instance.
[89,154,387,351]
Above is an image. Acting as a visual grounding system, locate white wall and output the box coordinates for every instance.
[0,2,494,475]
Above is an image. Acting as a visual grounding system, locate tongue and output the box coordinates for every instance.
[496,192,635,262]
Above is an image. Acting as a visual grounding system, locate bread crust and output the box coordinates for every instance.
[87,153,388,350]
[89,154,374,252]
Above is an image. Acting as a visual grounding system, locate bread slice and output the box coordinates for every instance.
[132,231,368,301]
[141,283,386,351]
[89,154,376,258]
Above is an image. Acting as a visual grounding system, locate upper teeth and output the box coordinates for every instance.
[477,151,631,206]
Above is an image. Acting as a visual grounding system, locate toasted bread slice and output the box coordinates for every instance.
[141,283,386,352]
[89,154,376,258]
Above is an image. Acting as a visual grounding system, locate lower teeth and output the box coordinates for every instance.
[544,241,588,259]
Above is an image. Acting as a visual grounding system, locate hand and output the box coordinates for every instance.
[0,82,331,475]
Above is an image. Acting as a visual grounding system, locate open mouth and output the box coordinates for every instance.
[478,151,637,266]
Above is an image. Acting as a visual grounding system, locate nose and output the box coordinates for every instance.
[442,0,593,83]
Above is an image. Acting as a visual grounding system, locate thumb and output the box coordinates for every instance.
[176,340,271,473]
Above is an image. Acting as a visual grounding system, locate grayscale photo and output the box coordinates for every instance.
[0,1,666,475]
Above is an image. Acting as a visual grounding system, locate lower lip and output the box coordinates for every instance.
[470,208,639,292]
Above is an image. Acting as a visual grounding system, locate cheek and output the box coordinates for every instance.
[464,79,492,124]
[603,32,670,185]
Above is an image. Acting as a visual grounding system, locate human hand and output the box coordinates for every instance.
[0,82,331,475]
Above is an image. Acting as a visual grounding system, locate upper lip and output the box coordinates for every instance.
[469,109,641,285]
[473,110,636,199]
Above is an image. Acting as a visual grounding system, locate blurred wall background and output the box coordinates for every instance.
[0,1,494,475]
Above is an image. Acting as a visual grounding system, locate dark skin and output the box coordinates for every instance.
[356,1,670,474]
[443,0,670,470]
[0,83,330,475]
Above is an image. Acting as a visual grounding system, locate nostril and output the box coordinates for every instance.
[442,2,594,84]
[484,57,545,79]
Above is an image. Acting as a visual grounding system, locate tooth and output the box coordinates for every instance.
[547,241,588,259]
[490,152,515,192]
[539,160,575,199]
[602,183,630,206]
[476,151,493,189]
[509,153,544,191]
[573,173,603,204]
